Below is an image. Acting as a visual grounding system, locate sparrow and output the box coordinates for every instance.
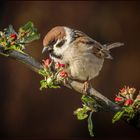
[42,26,124,91]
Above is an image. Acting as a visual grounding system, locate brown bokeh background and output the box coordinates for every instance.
[0,1,140,138]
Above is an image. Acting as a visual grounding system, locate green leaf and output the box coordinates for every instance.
[19,21,40,43]
[124,106,134,114]
[38,69,49,77]
[9,45,25,53]
[112,110,125,123]
[50,85,60,88]
[124,107,135,121]
[40,79,48,90]
[3,44,25,54]
[20,21,33,31]
[25,34,40,43]
[88,111,94,137]
[81,95,94,106]
[74,107,89,120]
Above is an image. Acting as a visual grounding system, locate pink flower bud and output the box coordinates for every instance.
[55,62,65,69]
[124,99,133,106]
[55,62,61,69]
[59,71,68,77]
[10,33,17,40]
[119,87,127,95]
[115,97,123,102]
[60,63,65,67]
[42,59,51,68]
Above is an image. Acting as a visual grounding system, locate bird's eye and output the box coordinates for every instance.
[56,40,66,47]
[51,39,57,45]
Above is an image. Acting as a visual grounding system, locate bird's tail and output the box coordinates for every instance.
[101,42,124,59]
[104,42,124,50]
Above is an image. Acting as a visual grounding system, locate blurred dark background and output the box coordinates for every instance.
[0,1,140,138]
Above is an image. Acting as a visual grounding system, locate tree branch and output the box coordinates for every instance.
[0,45,42,72]
[0,45,139,129]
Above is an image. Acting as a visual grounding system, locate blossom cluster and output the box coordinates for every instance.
[39,58,68,90]
[0,22,40,54]
[0,30,24,51]
[115,86,140,107]
[112,86,140,123]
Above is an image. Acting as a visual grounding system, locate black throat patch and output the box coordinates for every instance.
[50,52,62,60]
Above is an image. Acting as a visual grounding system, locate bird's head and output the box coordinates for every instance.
[42,26,72,61]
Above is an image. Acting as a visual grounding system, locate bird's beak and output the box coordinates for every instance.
[42,46,53,54]
[42,47,48,54]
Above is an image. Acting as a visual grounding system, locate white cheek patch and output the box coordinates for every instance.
[53,27,72,56]
[53,39,64,55]
[64,27,72,46]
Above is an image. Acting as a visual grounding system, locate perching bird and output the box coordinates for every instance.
[42,26,123,91]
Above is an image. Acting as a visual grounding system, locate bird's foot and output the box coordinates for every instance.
[82,81,90,93]
[63,78,69,85]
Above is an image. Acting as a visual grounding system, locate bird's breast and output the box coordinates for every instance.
[67,53,104,81]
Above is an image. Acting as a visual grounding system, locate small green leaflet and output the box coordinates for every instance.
[18,21,40,43]
[74,106,91,120]
[112,106,136,123]
[38,69,49,77]
[112,110,125,124]
[88,111,94,137]
[81,95,94,105]
[74,95,95,137]
[81,95,95,109]
[4,45,25,54]
[40,79,60,90]
[124,106,135,122]
[40,80,48,90]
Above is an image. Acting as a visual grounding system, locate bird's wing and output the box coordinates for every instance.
[73,30,109,58]
[72,29,116,59]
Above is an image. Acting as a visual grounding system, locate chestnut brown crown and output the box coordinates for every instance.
[43,26,66,47]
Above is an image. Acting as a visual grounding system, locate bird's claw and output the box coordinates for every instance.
[82,81,90,93]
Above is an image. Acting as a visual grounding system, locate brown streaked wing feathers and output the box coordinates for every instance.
[74,30,103,58]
